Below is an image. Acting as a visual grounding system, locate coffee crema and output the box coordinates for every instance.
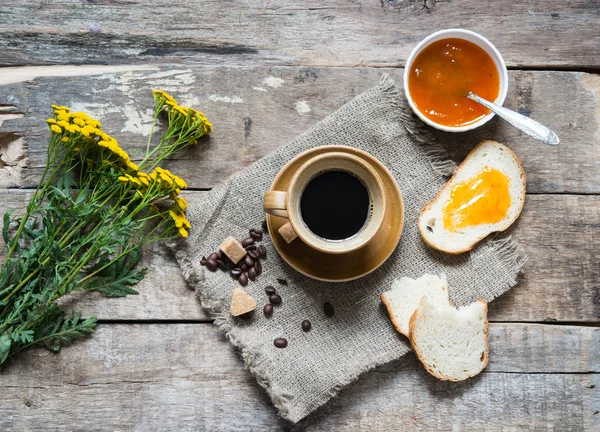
[299,170,370,241]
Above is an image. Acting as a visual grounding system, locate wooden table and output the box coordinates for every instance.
[0,1,599,430]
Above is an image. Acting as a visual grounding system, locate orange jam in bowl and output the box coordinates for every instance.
[442,166,510,231]
[408,38,500,127]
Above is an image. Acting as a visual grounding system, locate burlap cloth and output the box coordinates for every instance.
[170,75,525,423]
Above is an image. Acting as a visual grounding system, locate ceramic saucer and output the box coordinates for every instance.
[266,145,404,282]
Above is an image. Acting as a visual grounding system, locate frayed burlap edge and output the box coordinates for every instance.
[172,74,527,423]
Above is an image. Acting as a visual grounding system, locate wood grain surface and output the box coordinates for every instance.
[0,324,598,431]
[0,1,599,69]
[0,1,598,430]
[0,67,598,193]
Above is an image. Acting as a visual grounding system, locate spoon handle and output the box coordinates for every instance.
[468,93,559,145]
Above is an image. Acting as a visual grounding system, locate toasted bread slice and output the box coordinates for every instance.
[381,274,450,336]
[409,297,489,381]
[419,140,526,254]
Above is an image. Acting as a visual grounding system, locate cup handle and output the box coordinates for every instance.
[263,191,298,243]
[264,191,289,218]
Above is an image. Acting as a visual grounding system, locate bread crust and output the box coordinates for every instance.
[380,292,409,337]
[408,298,489,382]
[419,140,527,254]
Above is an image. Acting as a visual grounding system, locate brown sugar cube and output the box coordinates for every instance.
[219,236,246,264]
[278,222,298,244]
[230,288,257,316]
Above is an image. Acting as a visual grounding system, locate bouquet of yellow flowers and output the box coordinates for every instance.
[0,91,211,365]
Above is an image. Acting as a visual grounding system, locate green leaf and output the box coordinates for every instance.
[3,208,14,245]
[43,314,97,352]
[11,329,34,344]
[0,332,11,364]
[79,266,146,297]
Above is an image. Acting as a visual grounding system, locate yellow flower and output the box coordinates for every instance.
[71,112,93,125]
[118,176,129,182]
[67,124,81,133]
[52,104,70,112]
[178,227,188,238]
[88,119,101,129]
[73,147,80,153]
[126,161,139,172]
[136,190,144,199]
[50,125,62,134]
[73,118,86,127]
[168,210,185,228]
[56,111,71,122]
[61,137,69,143]
[173,175,187,189]
[173,196,187,211]
[81,125,95,138]
[46,118,57,124]
[159,172,173,184]
[153,90,176,103]
[57,120,70,129]
[137,174,150,186]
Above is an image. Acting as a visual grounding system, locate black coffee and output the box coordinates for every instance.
[300,170,370,240]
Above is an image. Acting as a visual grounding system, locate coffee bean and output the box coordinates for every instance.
[250,227,263,235]
[254,260,262,275]
[249,231,263,241]
[265,286,276,295]
[263,304,273,317]
[274,338,288,348]
[231,268,242,278]
[277,278,288,286]
[302,320,312,332]
[242,237,255,248]
[208,252,219,261]
[262,219,268,232]
[324,302,335,317]
[258,245,267,258]
[200,256,207,266]
[245,244,257,251]
[239,273,248,286]
[206,259,218,271]
[244,255,255,267]
[216,259,227,271]
[248,267,256,281]
[240,263,248,271]
[248,249,260,259]
[269,294,282,305]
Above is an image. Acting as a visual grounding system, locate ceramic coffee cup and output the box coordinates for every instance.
[263,152,386,254]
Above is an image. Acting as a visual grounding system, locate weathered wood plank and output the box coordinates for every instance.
[0,324,598,430]
[0,67,598,193]
[0,1,598,68]
[0,190,598,322]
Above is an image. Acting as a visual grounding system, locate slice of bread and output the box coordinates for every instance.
[409,297,489,381]
[381,274,450,336]
[419,140,526,254]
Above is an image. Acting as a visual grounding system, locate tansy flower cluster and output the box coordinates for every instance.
[0,92,212,367]
[44,92,209,239]
[152,90,212,146]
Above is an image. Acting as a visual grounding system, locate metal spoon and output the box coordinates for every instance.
[467,92,559,145]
